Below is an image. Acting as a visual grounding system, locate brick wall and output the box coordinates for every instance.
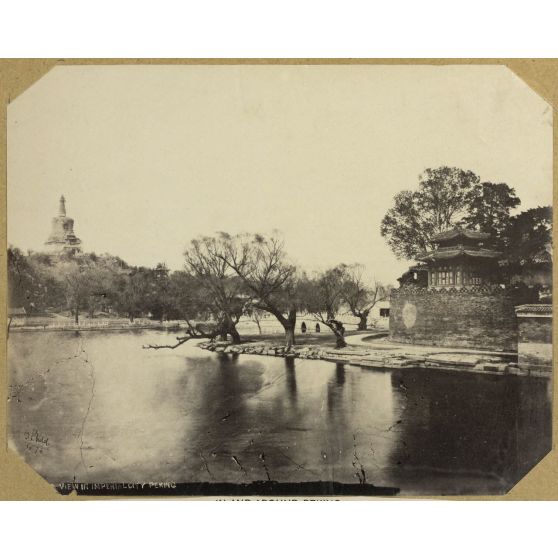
[515,307,552,371]
[389,286,518,351]
[517,316,552,344]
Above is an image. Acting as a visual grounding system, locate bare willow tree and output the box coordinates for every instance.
[244,303,266,334]
[303,265,349,348]
[342,264,390,330]
[213,232,301,350]
[143,238,249,350]
[183,236,248,344]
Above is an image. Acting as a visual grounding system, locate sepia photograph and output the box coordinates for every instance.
[5,63,553,497]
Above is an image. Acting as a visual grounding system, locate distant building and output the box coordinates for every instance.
[8,307,27,326]
[8,307,26,317]
[375,299,390,328]
[510,242,552,302]
[505,208,552,297]
[45,195,82,254]
[397,264,428,288]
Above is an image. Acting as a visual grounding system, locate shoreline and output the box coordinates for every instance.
[198,336,549,378]
[8,325,550,378]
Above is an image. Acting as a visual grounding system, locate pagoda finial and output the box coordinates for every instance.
[58,195,66,217]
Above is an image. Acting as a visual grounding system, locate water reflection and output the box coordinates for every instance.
[284,357,297,403]
[7,330,552,494]
[335,363,346,386]
[327,363,347,417]
[387,369,552,494]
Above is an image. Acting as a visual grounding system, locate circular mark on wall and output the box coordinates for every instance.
[402,302,417,329]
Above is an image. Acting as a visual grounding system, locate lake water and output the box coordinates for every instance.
[8,330,552,495]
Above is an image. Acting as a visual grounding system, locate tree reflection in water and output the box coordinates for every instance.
[8,330,552,494]
[386,369,552,494]
[284,357,297,403]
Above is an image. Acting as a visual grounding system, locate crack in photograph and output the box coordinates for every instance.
[6,63,553,497]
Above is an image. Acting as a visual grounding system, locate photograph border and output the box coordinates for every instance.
[1,57,556,500]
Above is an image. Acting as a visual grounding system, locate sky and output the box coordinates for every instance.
[7,65,553,284]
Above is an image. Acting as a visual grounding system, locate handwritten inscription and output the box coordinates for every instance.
[24,429,49,455]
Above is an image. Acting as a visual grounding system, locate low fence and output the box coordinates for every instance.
[8,317,185,332]
[235,313,381,335]
[10,312,386,335]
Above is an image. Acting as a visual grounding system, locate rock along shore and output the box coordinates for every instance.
[197,338,546,378]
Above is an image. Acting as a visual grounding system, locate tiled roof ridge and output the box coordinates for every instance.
[432,227,491,242]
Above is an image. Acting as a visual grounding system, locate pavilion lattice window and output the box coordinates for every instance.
[437,266,454,286]
[463,269,482,285]
[470,273,482,285]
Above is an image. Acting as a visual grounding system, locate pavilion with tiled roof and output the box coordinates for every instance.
[418,227,502,288]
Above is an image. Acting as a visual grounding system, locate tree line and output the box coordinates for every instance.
[9,166,551,350]
[380,166,552,274]
[8,237,389,350]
